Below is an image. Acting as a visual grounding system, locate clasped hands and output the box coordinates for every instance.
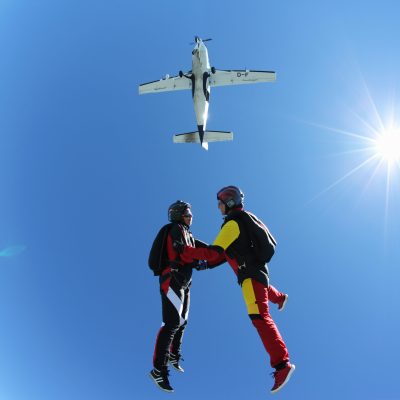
[173,240,207,271]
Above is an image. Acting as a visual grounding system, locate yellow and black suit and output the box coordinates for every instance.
[182,209,290,369]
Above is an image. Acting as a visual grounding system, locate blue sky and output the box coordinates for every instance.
[1,1,400,399]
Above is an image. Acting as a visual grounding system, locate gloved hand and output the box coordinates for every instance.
[194,260,208,271]
[173,239,185,254]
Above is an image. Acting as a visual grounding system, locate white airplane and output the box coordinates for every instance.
[139,37,276,150]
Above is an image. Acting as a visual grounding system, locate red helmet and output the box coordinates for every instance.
[217,186,244,209]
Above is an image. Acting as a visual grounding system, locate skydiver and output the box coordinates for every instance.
[174,186,295,394]
[149,201,224,393]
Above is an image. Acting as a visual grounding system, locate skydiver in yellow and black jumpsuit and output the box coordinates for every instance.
[175,186,296,394]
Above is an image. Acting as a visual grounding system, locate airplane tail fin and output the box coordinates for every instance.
[173,130,233,150]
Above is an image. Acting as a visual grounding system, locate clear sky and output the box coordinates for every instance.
[1,1,400,399]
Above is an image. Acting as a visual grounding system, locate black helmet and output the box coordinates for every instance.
[168,200,191,222]
[217,186,244,209]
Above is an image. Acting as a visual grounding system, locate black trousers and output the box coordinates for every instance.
[153,273,191,369]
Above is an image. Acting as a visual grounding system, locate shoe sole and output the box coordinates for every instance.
[278,295,288,312]
[149,372,174,393]
[270,364,295,394]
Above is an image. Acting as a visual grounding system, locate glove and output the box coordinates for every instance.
[173,239,185,254]
[195,260,208,271]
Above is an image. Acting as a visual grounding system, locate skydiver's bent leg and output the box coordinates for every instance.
[268,284,288,311]
[242,278,290,369]
[267,284,285,304]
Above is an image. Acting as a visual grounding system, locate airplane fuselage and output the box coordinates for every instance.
[139,36,276,149]
[191,41,211,133]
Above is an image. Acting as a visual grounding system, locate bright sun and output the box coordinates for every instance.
[309,96,400,208]
[374,129,400,164]
[307,79,400,230]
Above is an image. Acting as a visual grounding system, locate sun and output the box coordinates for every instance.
[304,76,400,232]
[373,128,400,165]
[307,92,400,209]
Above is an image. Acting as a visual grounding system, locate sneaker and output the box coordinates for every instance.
[169,353,184,372]
[149,367,174,393]
[278,294,288,311]
[270,363,295,394]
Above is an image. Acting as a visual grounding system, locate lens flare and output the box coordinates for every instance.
[0,245,27,257]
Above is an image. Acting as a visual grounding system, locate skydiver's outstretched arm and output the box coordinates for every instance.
[185,243,226,268]
[174,221,238,267]
[179,244,223,262]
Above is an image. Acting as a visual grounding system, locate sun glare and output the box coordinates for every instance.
[374,129,400,164]
[308,87,400,216]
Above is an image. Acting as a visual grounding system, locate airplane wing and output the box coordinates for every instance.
[209,69,276,87]
[139,74,192,94]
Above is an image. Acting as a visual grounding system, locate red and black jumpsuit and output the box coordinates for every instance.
[152,222,202,369]
[181,209,290,370]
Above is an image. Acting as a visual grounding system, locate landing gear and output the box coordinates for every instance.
[211,66,216,74]
[179,70,183,78]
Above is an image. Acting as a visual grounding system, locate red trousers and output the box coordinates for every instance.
[242,278,289,368]
[267,284,285,305]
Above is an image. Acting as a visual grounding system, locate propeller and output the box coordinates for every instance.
[190,36,212,45]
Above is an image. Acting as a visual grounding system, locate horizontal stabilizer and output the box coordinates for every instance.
[173,130,233,144]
